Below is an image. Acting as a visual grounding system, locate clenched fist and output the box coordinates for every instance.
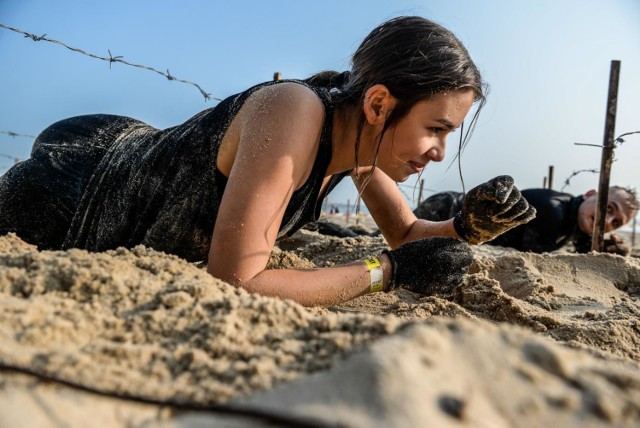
[384,237,473,296]
[453,175,536,244]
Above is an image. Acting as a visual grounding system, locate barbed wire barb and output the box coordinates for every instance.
[615,130,640,144]
[561,168,599,191]
[107,49,123,69]
[574,130,640,149]
[0,131,36,139]
[1,22,219,102]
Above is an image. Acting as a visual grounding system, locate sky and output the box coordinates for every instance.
[1,0,639,224]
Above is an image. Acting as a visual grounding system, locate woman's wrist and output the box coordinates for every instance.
[363,256,384,293]
[450,214,467,241]
[362,253,395,294]
[377,252,394,292]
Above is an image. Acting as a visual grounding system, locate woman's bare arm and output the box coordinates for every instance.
[354,167,460,248]
[207,83,393,306]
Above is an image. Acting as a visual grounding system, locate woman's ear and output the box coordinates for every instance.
[362,84,397,125]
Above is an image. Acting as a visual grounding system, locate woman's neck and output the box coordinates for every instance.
[328,106,377,176]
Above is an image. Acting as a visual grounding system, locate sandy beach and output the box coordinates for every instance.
[1,226,640,427]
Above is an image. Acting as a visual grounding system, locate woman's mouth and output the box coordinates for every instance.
[408,161,425,173]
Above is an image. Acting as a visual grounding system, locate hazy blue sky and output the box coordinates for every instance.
[1,1,639,217]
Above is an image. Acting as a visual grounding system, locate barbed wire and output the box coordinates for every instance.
[574,130,640,148]
[0,130,36,139]
[0,23,218,102]
[560,168,599,191]
[0,152,21,162]
[0,153,22,175]
[566,131,638,191]
[615,130,640,144]
[396,182,440,207]
[396,182,437,193]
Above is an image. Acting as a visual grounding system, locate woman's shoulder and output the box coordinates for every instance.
[238,80,328,126]
[248,80,327,109]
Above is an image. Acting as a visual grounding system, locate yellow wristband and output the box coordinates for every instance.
[364,256,384,293]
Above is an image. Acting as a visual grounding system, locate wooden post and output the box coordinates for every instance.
[418,179,425,206]
[356,197,361,225]
[273,72,282,81]
[592,60,621,252]
[547,166,554,189]
[346,199,350,225]
[543,177,547,188]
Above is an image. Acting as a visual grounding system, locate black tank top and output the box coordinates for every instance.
[63,79,347,262]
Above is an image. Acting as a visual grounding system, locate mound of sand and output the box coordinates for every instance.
[1,231,640,427]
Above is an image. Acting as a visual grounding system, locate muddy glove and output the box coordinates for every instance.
[453,175,536,244]
[603,233,630,256]
[384,237,473,296]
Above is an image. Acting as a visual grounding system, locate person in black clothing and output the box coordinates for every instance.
[0,17,536,306]
[413,186,638,255]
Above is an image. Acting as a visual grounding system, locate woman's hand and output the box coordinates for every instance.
[453,175,536,244]
[384,237,473,296]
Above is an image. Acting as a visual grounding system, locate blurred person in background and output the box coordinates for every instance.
[414,186,638,255]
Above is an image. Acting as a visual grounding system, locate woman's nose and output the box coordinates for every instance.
[427,138,446,162]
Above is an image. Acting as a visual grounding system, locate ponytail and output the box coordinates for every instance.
[304,70,351,89]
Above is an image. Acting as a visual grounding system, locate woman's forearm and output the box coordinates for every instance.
[401,218,460,245]
[224,254,393,307]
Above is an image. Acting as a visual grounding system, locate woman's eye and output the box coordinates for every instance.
[429,127,443,135]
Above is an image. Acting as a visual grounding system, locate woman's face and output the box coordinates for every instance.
[376,89,475,183]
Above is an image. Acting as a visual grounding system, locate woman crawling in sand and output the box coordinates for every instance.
[0,16,535,306]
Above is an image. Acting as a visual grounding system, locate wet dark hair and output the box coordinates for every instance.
[306,16,487,192]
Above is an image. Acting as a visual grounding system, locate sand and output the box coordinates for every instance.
[1,229,640,427]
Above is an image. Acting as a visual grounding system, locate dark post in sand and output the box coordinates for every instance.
[592,60,621,252]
